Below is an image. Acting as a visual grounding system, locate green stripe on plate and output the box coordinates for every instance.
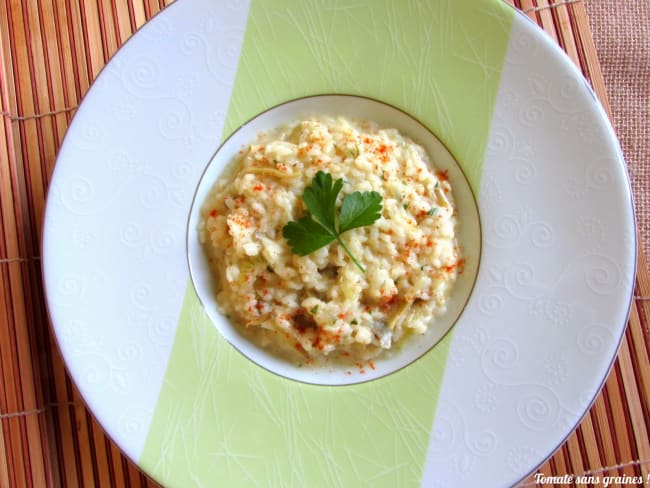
[140,1,513,486]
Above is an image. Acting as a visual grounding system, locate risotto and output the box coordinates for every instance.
[199,116,462,363]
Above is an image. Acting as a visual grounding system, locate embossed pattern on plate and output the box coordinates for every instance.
[422,13,635,487]
[42,0,251,461]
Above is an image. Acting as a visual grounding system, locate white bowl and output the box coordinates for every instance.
[186,94,481,385]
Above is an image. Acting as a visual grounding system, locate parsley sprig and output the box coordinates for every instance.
[282,171,382,272]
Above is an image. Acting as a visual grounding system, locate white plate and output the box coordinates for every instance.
[42,1,636,486]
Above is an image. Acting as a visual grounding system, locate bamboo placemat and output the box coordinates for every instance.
[0,1,648,487]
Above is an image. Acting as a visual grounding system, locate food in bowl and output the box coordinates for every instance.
[198,116,462,363]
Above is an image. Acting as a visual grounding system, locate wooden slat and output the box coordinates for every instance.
[21,2,57,192]
[532,0,561,44]
[0,1,647,488]
[36,0,69,171]
[0,0,18,435]
[50,0,85,113]
[79,1,105,81]
[567,0,612,115]
[637,243,650,348]
[550,2,580,67]
[577,419,605,485]
[131,1,148,31]
[73,402,99,487]
[97,1,120,63]
[590,394,625,478]
[108,434,131,488]
[550,445,570,484]
[113,0,137,46]
[88,413,114,488]
[59,0,90,99]
[49,373,79,486]
[614,355,642,480]
[620,326,650,480]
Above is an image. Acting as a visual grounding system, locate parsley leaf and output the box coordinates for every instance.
[282,171,383,272]
[282,216,336,255]
[302,171,343,235]
[339,191,383,233]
